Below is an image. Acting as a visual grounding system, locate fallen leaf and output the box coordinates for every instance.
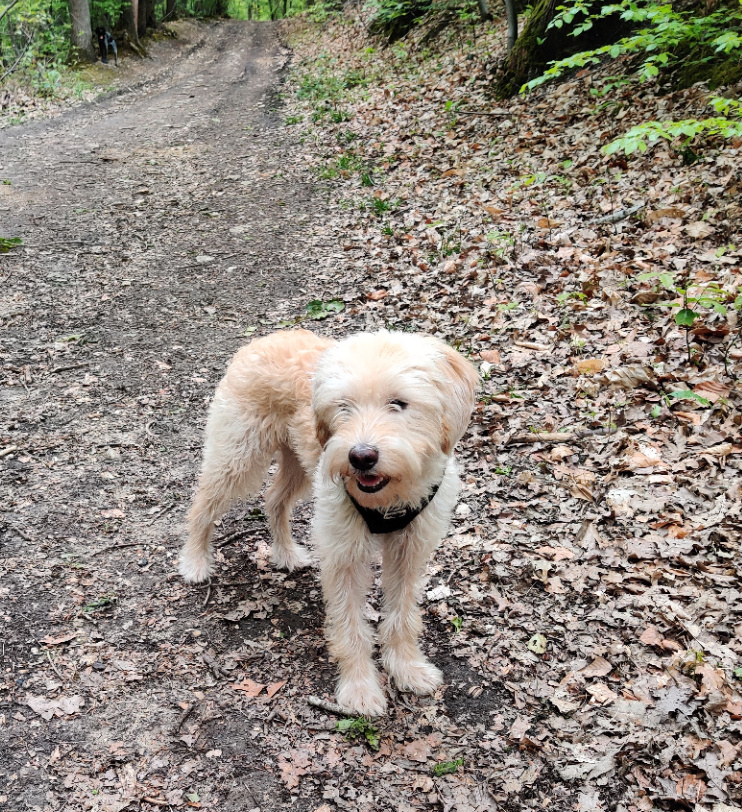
[232,678,265,697]
[640,626,664,647]
[403,739,431,763]
[480,349,501,364]
[579,656,613,679]
[266,680,287,698]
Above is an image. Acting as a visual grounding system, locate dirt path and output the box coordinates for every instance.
[0,21,344,811]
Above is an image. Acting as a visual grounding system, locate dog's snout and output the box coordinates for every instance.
[349,444,379,471]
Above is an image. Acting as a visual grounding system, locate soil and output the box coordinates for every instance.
[2,15,741,812]
[0,20,511,812]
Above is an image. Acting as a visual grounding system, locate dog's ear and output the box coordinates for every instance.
[316,416,331,449]
[436,344,478,455]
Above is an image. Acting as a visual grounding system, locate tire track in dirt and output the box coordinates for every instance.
[1,21,329,811]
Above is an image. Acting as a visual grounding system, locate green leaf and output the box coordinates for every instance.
[650,404,661,418]
[0,236,22,253]
[669,390,711,406]
[305,299,345,320]
[433,758,464,777]
[675,308,697,326]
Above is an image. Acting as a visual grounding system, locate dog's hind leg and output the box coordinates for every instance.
[179,397,271,583]
[265,445,312,571]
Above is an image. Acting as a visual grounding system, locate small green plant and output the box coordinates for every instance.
[0,237,22,253]
[450,616,463,633]
[495,465,512,476]
[734,667,742,681]
[370,197,394,216]
[305,299,345,320]
[638,270,740,364]
[336,717,380,751]
[83,595,117,613]
[285,115,303,125]
[433,757,464,777]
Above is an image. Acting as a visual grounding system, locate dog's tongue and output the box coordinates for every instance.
[357,474,383,488]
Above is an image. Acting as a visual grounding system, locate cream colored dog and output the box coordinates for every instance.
[179,329,477,716]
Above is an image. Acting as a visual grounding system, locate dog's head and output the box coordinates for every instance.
[312,331,478,508]
[96,27,106,37]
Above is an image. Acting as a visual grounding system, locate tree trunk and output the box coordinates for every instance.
[477,0,492,22]
[493,0,628,97]
[119,0,145,54]
[165,0,178,21]
[502,0,517,52]
[68,0,95,62]
[145,0,156,30]
[137,0,147,36]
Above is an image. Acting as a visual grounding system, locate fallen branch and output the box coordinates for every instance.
[505,428,615,445]
[457,110,509,117]
[0,445,18,458]
[50,362,90,375]
[588,202,645,226]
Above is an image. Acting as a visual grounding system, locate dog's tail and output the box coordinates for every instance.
[180,393,274,582]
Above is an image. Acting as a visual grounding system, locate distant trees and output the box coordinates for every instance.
[68,0,95,60]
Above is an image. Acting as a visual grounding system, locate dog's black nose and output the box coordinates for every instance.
[349,445,379,471]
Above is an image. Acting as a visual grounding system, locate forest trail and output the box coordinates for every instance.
[0,21,336,812]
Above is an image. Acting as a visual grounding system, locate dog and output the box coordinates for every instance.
[95,27,118,66]
[179,329,478,715]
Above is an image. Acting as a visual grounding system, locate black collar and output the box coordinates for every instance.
[347,484,440,534]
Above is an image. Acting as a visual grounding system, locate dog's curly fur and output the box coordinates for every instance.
[179,328,478,716]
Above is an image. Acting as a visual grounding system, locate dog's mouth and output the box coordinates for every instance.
[355,473,390,493]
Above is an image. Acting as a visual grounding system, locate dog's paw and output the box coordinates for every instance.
[178,551,213,583]
[386,657,443,696]
[271,543,312,572]
[336,677,387,717]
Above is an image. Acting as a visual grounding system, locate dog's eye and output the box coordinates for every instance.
[389,399,408,411]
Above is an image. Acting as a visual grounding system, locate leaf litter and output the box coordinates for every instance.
[0,10,740,812]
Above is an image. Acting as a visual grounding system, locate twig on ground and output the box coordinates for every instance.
[171,702,195,734]
[202,583,212,608]
[50,362,90,375]
[588,202,645,226]
[88,540,156,557]
[0,445,19,458]
[147,502,178,526]
[47,650,65,682]
[307,696,351,717]
[505,428,614,445]
[216,529,253,548]
[457,109,509,117]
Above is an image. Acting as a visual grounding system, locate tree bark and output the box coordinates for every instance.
[477,0,493,21]
[137,0,147,36]
[165,0,178,21]
[494,0,632,97]
[68,0,95,62]
[502,0,517,52]
[119,0,145,54]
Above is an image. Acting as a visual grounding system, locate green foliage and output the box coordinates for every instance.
[365,0,433,41]
[336,717,381,750]
[522,0,742,156]
[525,0,742,92]
[433,757,464,776]
[637,270,741,365]
[604,102,742,155]
[0,236,22,253]
[305,298,345,319]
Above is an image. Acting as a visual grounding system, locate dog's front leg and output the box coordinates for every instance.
[315,525,386,716]
[379,530,443,697]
